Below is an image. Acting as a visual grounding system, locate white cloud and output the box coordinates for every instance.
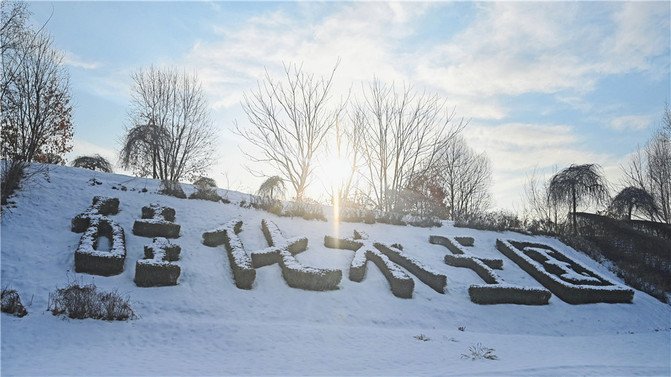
[415,2,669,99]
[63,52,100,70]
[607,114,654,132]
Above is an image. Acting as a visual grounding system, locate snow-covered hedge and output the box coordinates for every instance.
[374,243,447,294]
[260,220,341,291]
[133,204,180,238]
[496,240,635,304]
[134,237,181,287]
[429,236,502,269]
[74,217,126,276]
[71,196,120,232]
[431,235,550,305]
[202,220,255,290]
[324,234,415,298]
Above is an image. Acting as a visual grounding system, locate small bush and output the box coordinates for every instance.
[1,287,28,317]
[47,278,136,321]
[1,160,26,206]
[159,180,186,199]
[189,176,224,202]
[461,343,498,360]
[455,211,522,232]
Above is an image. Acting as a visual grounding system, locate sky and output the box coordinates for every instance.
[26,0,671,211]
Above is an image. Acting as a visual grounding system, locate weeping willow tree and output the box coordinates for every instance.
[609,186,658,221]
[258,176,286,200]
[71,154,113,173]
[549,164,609,233]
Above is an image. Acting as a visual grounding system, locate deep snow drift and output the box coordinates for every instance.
[2,164,670,376]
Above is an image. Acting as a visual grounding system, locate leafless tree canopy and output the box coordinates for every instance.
[120,66,215,182]
[549,163,609,233]
[236,63,343,201]
[436,135,492,220]
[1,1,73,163]
[622,105,671,224]
[352,80,465,212]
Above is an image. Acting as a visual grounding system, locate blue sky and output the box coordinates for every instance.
[28,1,670,210]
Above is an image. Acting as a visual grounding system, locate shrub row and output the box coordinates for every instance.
[134,237,181,287]
[241,197,327,221]
[202,220,255,290]
[338,207,442,228]
[75,217,126,276]
[429,236,502,269]
[133,204,180,238]
[260,220,341,291]
[324,234,414,298]
[374,243,447,294]
[71,196,120,232]
[496,239,635,304]
[431,235,550,305]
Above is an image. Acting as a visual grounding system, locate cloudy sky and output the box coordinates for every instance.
[29,1,670,210]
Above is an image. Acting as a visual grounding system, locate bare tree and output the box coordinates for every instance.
[1,19,73,163]
[622,106,671,223]
[236,62,343,201]
[121,66,215,182]
[437,135,492,220]
[353,80,465,212]
[548,163,609,233]
[522,166,563,232]
[609,186,657,221]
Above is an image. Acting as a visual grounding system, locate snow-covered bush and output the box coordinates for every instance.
[1,288,27,317]
[158,180,186,199]
[74,217,126,276]
[496,240,634,304]
[133,204,180,238]
[134,237,181,287]
[47,279,136,321]
[189,176,224,202]
[454,211,522,232]
[431,236,550,305]
[324,233,416,298]
[71,196,120,232]
[202,220,255,290]
[260,220,341,291]
[374,243,447,294]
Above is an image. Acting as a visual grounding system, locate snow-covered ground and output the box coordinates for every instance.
[2,164,670,376]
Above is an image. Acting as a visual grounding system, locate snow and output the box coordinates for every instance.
[2,163,670,376]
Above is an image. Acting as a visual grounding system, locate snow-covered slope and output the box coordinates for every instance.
[2,164,670,376]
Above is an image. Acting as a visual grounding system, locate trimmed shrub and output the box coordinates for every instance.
[432,235,550,305]
[47,279,136,320]
[134,237,181,287]
[468,285,551,305]
[71,196,120,232]
[74,217,126,276]
[1,288,28,317]
[260,219,341,291]
[324,233,414,298]
[497,239,635,304]
[202,220,255,290]
[374,243,447,293]
[133,204,180,238]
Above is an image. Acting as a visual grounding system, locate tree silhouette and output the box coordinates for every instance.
[72,154,113,173]
[258,176,286,201]
[549,164,609,233]
[609,186,657,221]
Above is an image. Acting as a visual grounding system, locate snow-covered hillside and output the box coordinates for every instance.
[2,164,670,376]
